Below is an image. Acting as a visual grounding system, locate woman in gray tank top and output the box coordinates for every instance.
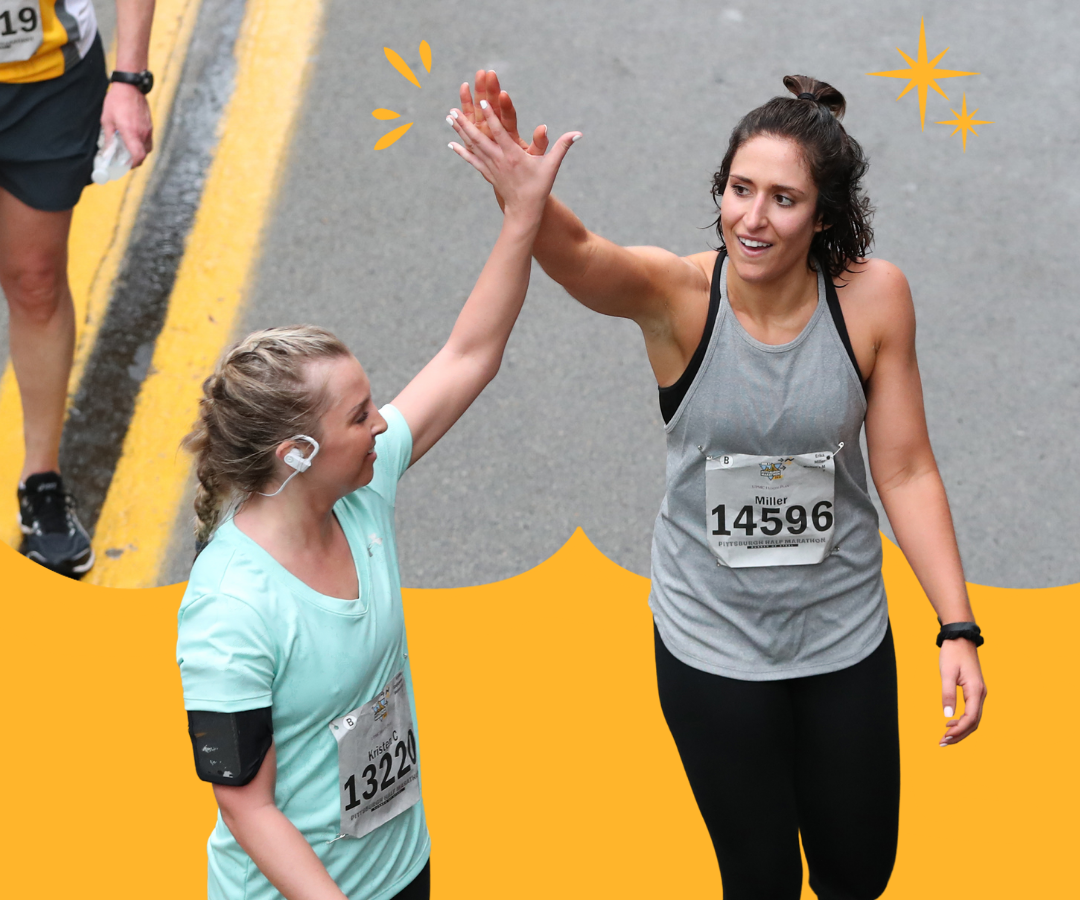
[453,72,987,899]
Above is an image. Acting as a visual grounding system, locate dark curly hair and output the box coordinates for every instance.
[711,75,874,280]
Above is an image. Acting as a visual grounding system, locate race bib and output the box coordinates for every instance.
[329,670,420,840]
[0,1,43,64]
[704,446,841,568]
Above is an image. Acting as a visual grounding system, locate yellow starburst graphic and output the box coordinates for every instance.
[936,94,993,152]
[869,18,977,130]
[372,41,432,150]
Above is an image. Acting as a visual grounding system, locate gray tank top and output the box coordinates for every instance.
[649,254,888,680]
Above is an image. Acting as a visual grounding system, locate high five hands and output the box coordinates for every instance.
[459,70,548,157]
[447,83,580,215]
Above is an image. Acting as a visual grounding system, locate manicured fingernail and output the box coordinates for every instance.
[543,124,548,135]
[450,109,459,119]
[571,134,582,142]
[480,100,489,109]
[939,742,949,747]
[446,116,454,126]
[448,143,455,150]
[943,706,954,717]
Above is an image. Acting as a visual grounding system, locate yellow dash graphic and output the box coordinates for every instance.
[373,41,431,150]
[937,94,993,152]
[868,18,977,130]
[374,122,414,150]
[384,46,422,88]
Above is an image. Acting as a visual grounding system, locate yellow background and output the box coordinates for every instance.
[1,532,1075,897]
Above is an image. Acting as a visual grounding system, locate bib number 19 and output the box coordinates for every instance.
[0,6,36,35]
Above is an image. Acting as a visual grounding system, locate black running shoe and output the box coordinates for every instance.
[18,472,95,578]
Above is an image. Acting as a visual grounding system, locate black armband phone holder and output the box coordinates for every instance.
[187,708,273,786]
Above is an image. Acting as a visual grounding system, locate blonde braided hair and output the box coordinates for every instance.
[182,325,350,544]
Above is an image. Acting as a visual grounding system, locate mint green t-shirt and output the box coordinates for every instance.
[177,405,430,900]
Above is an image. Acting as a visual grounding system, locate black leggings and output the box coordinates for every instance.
[391,859,430,900]
[655,624,900,900]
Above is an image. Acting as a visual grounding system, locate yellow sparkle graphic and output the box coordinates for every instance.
[372,42,431,150]
[869,18,977,130]
[936,94,993,152]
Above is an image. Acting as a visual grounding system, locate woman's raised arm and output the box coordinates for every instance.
[460,72,712,382]
[391,101,580,466]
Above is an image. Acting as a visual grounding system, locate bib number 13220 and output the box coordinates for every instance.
[330,671,421,840]
[343,727,417,811]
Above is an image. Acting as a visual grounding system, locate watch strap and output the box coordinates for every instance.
[110,70,154,94]
[936,622,984,648]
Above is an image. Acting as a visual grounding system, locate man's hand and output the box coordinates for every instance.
[100,83,153,167]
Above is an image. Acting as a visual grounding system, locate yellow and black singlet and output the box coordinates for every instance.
[0,0,97,83]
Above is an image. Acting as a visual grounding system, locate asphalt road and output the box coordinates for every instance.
[5,0,1078,589]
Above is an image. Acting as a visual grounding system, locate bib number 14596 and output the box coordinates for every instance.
[704,449,839,568]
[711,500,833,537]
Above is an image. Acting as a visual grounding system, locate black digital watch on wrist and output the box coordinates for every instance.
[110,69,154,95]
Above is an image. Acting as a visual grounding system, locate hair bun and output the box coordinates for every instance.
[783,74,846,120]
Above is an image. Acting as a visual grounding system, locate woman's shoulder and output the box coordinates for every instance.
[837,257,910,300]
[683,249,721,277]
[182,531,276,614]
[831,258,918,382]
[835,257,915,325]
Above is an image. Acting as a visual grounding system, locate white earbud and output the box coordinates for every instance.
[258,435,320,497]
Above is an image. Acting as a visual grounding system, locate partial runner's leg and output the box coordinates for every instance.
[655,625,804,900]
[0,185,75,480]
[792,625,900,900]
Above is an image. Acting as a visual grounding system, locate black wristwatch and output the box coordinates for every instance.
[936,622,984,648]
[110,69,154,95]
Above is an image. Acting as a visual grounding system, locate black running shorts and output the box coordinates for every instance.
[0,34,108,212]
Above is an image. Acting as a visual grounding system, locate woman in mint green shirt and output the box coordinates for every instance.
[177,105,581,900]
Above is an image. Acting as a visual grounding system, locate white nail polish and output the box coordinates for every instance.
[446,116,454,126]
[448,143,455,150]
[571,134,582,142]
[939,742,949,747]
[943,706,954,717]
[542,124,548,135]
[450,109,459,119]
[480,100,488,109]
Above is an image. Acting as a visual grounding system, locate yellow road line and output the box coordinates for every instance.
[86,0,327,587]
[0,0,203,548]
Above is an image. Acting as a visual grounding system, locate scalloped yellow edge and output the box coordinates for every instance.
[1,530,1075,897]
